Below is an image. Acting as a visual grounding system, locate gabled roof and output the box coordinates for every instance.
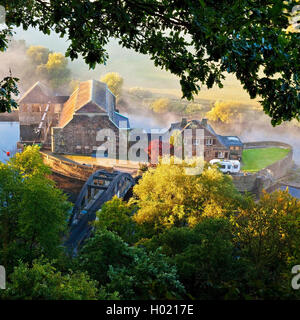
[19,81,70,104]
[58,80,110,128]
[169,119,217,136]
[18,81,53,104]
[217,135,243,147]
[168,118,243,148]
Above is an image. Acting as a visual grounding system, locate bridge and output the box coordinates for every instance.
[64,170,135,254]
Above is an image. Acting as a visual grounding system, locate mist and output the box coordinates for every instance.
[1,27,299,165]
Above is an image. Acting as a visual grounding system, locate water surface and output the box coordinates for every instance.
[280,185,300,199]
[0,122,20,163]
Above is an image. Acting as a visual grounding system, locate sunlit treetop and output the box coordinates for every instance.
[1,0,300,125]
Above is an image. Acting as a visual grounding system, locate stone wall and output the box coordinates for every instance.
[51,114,120,156]
[232,141,293,197]
[41,151,114,181]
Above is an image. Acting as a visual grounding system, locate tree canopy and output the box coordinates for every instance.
[100,72,124,98]
[0,146,71,271]
[0,1,299,125]
[131,160,245,230]
[2,258,99,300]
[206,100,246,123]
[150,98,171,114]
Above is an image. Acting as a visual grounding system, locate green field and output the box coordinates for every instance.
[242,147,290,172]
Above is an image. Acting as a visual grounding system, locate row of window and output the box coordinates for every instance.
[183,138,216,146]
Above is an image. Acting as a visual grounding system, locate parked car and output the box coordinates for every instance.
[209,159,240,174]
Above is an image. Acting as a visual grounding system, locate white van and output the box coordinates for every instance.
[209,159,240,174]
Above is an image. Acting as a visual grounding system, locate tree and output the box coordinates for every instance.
[206,100,250,123]
[77,230,133,285]
[0,28,19,113]
[0,72,19,113]
[184,103,204,115]
[17,175,70,262]
[37,52,71,89]
[132,160,244,231]
[0,147,71,270]
[106,247,185,300]
[100,72,123,98]
[1,1,299,125]
[77,229,184,299]
[141,219,246,299]
[128,87,153,99]
[26,45,50,65]
[150,98,170,113]
[7,145,51,177]
[94,196,137,244]
[2,258,99,300]
[231,190,300,299]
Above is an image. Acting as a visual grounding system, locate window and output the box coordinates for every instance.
[218,152,224,158]
[225,152,228,158]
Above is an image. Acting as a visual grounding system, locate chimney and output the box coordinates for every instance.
[202,118,208,126]
[181,118,187,127]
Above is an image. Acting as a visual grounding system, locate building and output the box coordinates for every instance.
[18,82,69,145]
[52,80,129,155]
[166,118,243,161]
[18,80,130,155]
[18,81,242,162]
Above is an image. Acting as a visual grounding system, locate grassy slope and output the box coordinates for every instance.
[242,148,290,172]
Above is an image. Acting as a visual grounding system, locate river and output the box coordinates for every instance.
[0,122,20,163]
[279,185,300,199]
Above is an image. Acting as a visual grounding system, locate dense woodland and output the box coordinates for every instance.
[0,146,299,300]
